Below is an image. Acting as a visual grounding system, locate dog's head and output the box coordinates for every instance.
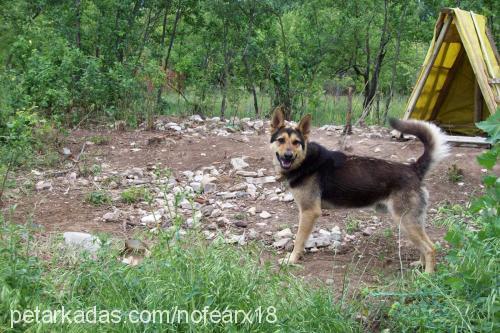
[269,106,311,173]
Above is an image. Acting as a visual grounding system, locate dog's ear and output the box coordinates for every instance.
[270,106,285,132]
[297,114,312,140]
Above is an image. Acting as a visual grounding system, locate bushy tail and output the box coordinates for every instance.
[389,118,449,179]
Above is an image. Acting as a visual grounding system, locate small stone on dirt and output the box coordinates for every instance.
[273,237,291,248]
[259,211,271,219]
[63,232,101,254]
[275,228,293,240]
[35,181,52,191]
[234,220,248,228]
[230,157,249,170]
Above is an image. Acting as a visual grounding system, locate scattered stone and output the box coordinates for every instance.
[63,232,101,254]
[245,176,276,185]
[305,235,332,249]
[229,183,248,191]
[246,184,257,197]
[247,228,258,240]
[280,193,294,202]
[234,221,248,228]
[247,207,256,216]
[35,181,52,191]
[231,157,249,170]
[210,209,222,218]
[102,209,121,222]
[201,205,215,217]
[220,202,235,210]
[216,217,230,227]
[206,222,218,231]
[274,228,293,240]
[273,237,291,248]
[235,170,258,177]
[362,227,375,236]
[259,211,271,219]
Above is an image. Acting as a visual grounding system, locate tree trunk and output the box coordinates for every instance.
[157,5,181,106]
[220,21,229,120]
[383,6,407,124]
[276,15,292,120]
[359,0,390,124]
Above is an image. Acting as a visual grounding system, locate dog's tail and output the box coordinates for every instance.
[389,118,449,179]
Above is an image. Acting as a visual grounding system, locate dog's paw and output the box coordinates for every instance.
[279,252,300,265]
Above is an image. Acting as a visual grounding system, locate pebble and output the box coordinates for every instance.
[274,228,293,240]
[35,181,52,191]
[231,157,249,170]
[259,211,271,219]
[63,232,101,254]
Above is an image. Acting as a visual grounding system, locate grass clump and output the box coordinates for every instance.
[0,218,361,332]
[121,186,151,204]
[85,190,112,206]
[89,135,110,146]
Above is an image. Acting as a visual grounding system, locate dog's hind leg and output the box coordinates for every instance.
[389,191,435,273]
[281,201,321,265]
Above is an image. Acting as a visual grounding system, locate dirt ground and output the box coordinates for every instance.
[2,116,492,294]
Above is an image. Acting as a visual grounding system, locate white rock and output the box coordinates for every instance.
[245,176,276,185]
[102,210,121,222]
[231,157,249,170]
[274,228,293,240]
[35,181,52,191]
[246,184,257,197]
[305,235,331,249]
[63,232,101,254]
[259,211,271,219]
[220,203,235,210]
[280,193,294,202]
[247,207,256,216]
[189,115,203,122]
[182,171,194,179]
[273,237,291,248]
[235,170,258,177]
[141,214,159,224]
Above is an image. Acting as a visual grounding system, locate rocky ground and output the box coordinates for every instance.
[2,115,490,292]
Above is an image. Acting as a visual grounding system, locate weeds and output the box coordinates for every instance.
[85,191,112,206]
[121,187,152,204]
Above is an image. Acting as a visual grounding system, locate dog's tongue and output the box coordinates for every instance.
[282,160,292,168]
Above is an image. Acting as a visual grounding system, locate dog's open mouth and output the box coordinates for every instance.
[277,153,294,170]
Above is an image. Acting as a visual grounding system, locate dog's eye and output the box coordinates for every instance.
[292,140,301,146]
[277,138,285,144]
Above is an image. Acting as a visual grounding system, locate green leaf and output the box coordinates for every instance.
[477,150,497,169]
[476,112,500,143]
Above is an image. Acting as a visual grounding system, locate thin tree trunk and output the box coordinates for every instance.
[241,7,259,115]
[360,0,390,123]
[277,15,292,120]
[383,6,407,124]
[220,21,229,120]
[157,4,181,106]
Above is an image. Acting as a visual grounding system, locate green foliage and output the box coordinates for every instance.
[121,187,151,204]
[370,113,500,332]
[85,191,112,206]
[0,216,361,332]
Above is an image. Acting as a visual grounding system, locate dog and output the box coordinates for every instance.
[269,107,448,273]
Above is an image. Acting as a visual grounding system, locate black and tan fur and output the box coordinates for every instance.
[270,107,449,273]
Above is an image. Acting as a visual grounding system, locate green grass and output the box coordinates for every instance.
[121,187,151,204]
[112,90,407,128]
[85,190,112,206]
[0,219,361,332]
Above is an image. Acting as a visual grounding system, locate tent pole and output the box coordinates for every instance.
[474,81,483,123]
[404,14,453,119]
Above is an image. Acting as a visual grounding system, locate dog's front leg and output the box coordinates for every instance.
[281,205,321,265]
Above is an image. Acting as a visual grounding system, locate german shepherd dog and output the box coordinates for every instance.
[269,107,449,273]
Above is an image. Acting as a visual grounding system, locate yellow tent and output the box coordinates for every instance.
[404,8,499,136]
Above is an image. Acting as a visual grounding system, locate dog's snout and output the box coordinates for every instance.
[284,151,293,160]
